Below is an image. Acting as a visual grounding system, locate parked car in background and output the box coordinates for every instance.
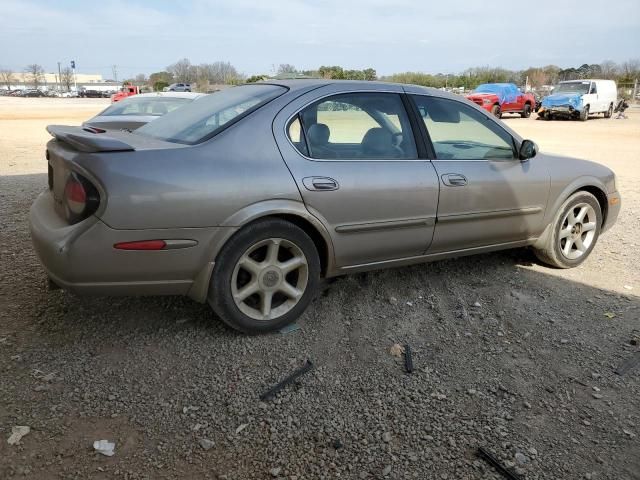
[466,83,536,118]
[83,92,204,131]
[168,83,192,92]
[23,89,46,97]
[538,79,617,121]
[79,90,104,98]
[30,80,620,333]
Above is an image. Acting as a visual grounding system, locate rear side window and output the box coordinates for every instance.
[136,84,287,144]
[412,95,516,160]
[289,92,417,160]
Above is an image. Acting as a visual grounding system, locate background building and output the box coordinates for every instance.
[1,72,120,92]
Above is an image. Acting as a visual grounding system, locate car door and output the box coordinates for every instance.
[502,85,521,112]
[273,84,440,268]
[408,93,550,253]
[588,81,603,112]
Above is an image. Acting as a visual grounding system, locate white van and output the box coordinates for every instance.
[540,79,617,121]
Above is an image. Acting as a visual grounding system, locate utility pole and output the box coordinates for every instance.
[71,60,77,92]
[633,78,638,104]
[57,62,62,92]
[112,65,118,83]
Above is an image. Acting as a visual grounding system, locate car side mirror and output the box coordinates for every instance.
[519,139,538,161]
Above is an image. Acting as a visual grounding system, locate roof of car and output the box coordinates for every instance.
[260,78,439,93]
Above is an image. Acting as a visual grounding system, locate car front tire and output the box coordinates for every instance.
[208,218,321,333]
[521,104,532,118]
[491,104,501,118]
[580,105,590,121]
[534,191,602,269]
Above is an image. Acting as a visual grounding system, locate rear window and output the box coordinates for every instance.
[135,84,287,144]
[100,97,193,117]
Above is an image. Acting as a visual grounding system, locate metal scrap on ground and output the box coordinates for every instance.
[404,344,414,373]
[259,360,314,401]
[477,446,522,480]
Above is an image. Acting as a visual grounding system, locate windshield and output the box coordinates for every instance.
[101,97,193,117]
[135,84,287,144]
[554,82,590,94]
[474,84,504,94]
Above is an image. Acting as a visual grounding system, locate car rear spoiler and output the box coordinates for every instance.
[46,125,135,153]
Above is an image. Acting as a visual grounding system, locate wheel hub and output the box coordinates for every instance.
[571,223,583,238]
[260,268,282,289]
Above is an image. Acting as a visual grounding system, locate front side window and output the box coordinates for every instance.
[412,95,516,160]
[290,92,417,160]
[136,84,287,144]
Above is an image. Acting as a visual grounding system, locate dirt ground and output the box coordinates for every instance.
[0,97,639,480]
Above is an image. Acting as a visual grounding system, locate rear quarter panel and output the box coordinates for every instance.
[74,105,303,231]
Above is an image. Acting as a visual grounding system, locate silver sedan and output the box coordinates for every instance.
[30,80,621,333]
[83,92,205,131]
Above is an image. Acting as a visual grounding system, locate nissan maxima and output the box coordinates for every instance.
[30,80,621,333]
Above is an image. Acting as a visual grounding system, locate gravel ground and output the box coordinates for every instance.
[1,98,639,479]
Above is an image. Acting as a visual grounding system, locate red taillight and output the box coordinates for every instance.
[65,178,86,211]
[63,172,99,224]
[114,240,167,250]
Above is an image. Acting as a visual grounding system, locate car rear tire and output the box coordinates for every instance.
[491,105,501,118]
[580,105,590,121]
[604,104,613,118]
[534,191,602,269]
[521,104,532,118]
[208,218,320,334]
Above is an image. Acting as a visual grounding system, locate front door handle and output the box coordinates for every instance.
[441,173,467,187]
[302,176,339,191]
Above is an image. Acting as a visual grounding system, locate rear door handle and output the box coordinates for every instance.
[441,173,467,187]
[302,176,339,191]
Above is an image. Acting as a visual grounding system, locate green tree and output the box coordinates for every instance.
[246,74,268,83]
[149,71,174,86]
[153,81,169,91]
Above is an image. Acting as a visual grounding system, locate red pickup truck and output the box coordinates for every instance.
[110,84,140,103]
[466,83,536,118]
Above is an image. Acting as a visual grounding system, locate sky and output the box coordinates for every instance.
[1,0,639,79]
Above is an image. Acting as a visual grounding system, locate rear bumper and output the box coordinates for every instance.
[29,191,228,301]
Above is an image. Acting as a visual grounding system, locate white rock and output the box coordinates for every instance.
[235,423,249,434]
[93,439,115,457]
[7,426,30,445]
[270,467,282,477]
[199,438,215,450]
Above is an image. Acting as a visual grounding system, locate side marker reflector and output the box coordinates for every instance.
[114,240,166,250]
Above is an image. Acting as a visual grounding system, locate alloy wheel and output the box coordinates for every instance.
[231,238,309,321]
[558,203,597,260]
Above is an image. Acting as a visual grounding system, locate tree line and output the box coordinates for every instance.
[382,60,640,90]
[1,58,638,92]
